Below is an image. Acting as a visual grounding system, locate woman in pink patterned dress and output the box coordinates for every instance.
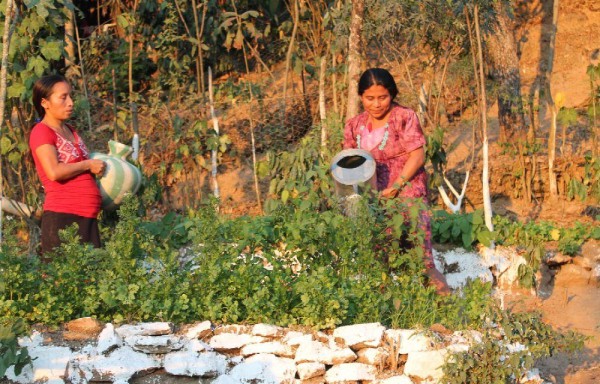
[343,68,449,295]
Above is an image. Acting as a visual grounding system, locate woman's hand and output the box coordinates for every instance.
[87,159,106,176]
[380,186,400,198]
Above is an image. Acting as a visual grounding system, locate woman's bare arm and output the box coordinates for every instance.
[35,144,105,181]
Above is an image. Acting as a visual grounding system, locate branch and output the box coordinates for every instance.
[437,171,470,214]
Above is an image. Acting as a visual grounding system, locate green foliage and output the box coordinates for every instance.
[0,190,497,330]
[432,211,597,288]
[215,78,265,103]
[0,319,32,378]
[557,107,578,127]
[0,181,587,384]
[219,9,262,51]
[426,126,447,189]
[97,37,157,98]
[260,131,334,213]
[443,309,584,384]
[432,209,495,249]
[150,1,197,95]
[1,0,74,99]
[494,216,600,272]
[0,0,76,210]
[587,63,600,116]
[494,216,547,273]
[565,152,600,202]
[557,221,600,256]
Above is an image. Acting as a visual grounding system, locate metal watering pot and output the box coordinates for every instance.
[330,149,377,215]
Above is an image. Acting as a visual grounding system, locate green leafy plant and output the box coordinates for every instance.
[259,131,334,213]
[443,309,584,384]
[0,319,32,378]
[0,0,77,230]
[426,125,447,189]
[565,152,599,202]
[493,216,600,288]
[432,209,494,249]
[0,189,496,330]
[493,216,547,274]
[586,63,599,142]
[557,221,600,256]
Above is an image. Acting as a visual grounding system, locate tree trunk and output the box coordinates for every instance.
[474,5,494,233]
[1,0,17,245]
[546,0,560,197]
[283,0,299,106]
[192,0,205,98]
[64,11,76,76]
[345,0,365,122]
[484,0,526,141]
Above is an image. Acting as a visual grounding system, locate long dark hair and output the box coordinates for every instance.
[358,68,398,100]
[32,74,68,119]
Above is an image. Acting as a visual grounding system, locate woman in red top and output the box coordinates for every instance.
[344,68,450,295]
[29,75,105,257]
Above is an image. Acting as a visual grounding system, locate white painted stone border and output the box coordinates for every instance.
[6,321,545,384]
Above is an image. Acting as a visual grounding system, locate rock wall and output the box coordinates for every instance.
[6,320,544,384]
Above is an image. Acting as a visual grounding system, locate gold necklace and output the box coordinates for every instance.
[43,121,74,141]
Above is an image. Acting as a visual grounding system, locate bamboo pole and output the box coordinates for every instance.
[65,11,76,74]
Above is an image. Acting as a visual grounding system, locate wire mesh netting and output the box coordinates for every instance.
[217,91,320,156]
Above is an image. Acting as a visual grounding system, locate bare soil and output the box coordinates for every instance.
[436,95,599,384]
[429,4,600,380]
[438,92,599,384]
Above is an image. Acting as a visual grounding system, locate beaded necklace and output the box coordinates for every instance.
[356,123,389,151]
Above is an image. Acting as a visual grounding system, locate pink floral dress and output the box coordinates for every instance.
[343,104,434,269]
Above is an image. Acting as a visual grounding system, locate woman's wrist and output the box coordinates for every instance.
[396,175,407,188]
[390,177,407,192]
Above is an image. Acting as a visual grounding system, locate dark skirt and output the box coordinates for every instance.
[41,211,101,258]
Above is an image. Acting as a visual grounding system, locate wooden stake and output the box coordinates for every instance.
[208,67,220,199]
[73,12,93,131]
